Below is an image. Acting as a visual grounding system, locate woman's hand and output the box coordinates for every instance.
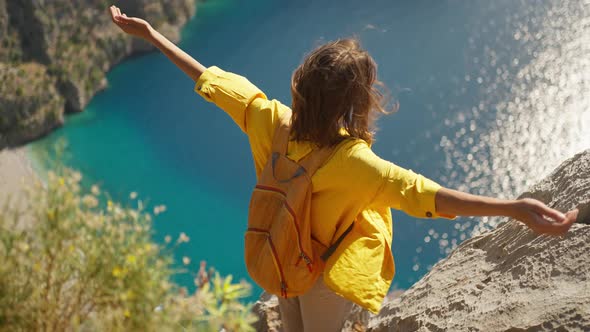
[109,5,153,40]
[511,198,578,236]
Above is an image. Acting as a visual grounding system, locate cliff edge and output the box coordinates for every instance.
[253,149,590,331]
[0,0,195,148]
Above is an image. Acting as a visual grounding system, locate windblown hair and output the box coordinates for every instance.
[290,38,396,148]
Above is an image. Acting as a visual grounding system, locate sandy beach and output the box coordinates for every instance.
[0,147,36,209]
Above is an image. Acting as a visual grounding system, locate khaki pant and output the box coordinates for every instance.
[278,277,354,332]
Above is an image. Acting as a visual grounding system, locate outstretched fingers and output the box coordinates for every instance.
[535,202,566,223]
[561,209,579,228]
[109,5,128,24]
[109,5,118,23]
[532,209,578,235]
[109,5,125,26]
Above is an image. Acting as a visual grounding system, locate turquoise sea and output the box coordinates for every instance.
[31,0,589,299]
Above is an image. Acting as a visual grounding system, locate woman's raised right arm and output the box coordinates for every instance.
[109,5,206,82]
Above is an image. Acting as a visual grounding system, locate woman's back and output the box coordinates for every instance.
[195,65,447,311]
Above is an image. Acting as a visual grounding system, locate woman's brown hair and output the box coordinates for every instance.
[290,38,396,148]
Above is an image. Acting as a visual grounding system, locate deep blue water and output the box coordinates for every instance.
[31,0,589,300]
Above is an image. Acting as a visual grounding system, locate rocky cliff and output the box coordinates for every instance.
[253,149,590,331]
[0,0,196,148]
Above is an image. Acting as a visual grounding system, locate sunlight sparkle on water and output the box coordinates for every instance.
[434,0,589,251]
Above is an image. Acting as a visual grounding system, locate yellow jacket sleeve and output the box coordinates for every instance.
[194,66,267,132]
[372,162,455,219]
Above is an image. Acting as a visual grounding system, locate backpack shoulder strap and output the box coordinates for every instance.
[271,110,292,156]
[299,138,349,176]
[299,147,335,176]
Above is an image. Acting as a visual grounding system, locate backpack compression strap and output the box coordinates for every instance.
[271,110,292,157]
[320,221,354,262]
[269,110,309,183]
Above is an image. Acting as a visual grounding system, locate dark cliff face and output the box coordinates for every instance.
[0,0,196,148]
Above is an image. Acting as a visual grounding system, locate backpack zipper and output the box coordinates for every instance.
[266,235,288,298]
[249,227,288,297]
[282,201,314,272]
[297,252,313,272]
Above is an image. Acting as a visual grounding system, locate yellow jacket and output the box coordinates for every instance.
[195,66,454,313]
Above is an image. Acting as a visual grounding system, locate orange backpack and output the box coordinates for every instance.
[244,111,341,298]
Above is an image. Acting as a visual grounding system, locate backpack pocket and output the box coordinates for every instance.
[244,229,288,297]
[245,185,319,297]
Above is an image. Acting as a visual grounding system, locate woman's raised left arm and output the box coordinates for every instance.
[435,187,578,236]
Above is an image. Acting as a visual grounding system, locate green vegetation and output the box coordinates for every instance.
[1,1,196,147]
[0,167,257,331]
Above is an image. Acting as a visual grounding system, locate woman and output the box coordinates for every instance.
[109,6,578,331]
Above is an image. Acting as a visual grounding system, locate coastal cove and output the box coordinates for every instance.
[29,0,590,302]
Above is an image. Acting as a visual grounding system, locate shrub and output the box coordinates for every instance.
[0,167,257,331]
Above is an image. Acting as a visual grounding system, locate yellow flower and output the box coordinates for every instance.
[112,266,124,278]
[69,244,75,253]
[120,290,135,301]
[58,177,65,186]
[124,309,131,318]
[126,255,136,264]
